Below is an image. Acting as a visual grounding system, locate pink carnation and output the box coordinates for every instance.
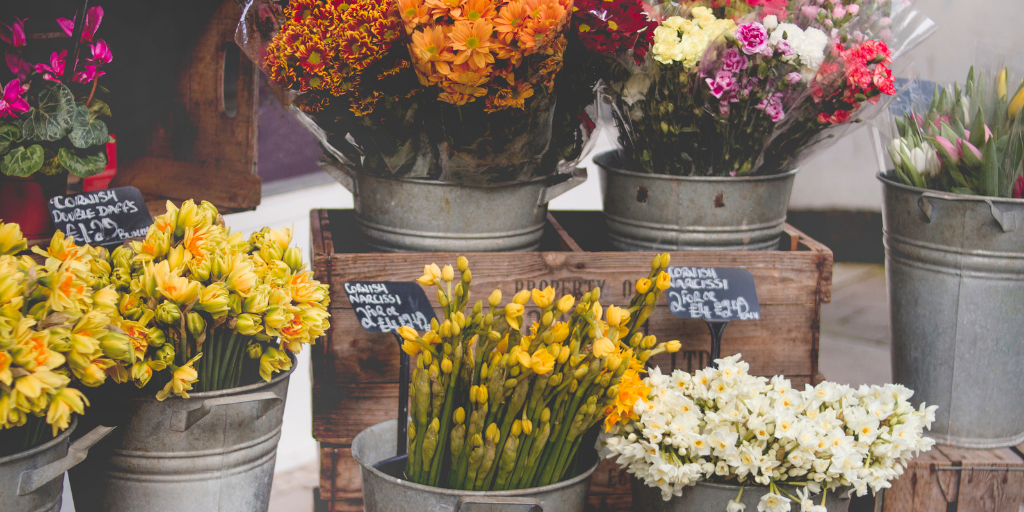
[734,22,769,56]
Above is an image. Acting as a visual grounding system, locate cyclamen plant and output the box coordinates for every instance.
[0,7,113,179]
[601,355,937,510]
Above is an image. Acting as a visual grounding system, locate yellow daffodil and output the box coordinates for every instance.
[196,282,231,317]
[531,287,555,308]
[156,355,202,401]
[606,305,624,327]
[236,313,263,336]
[398,326,419,341]
[0,222,27,256]
[593,337,615,358]
[258,347,292,382]
[0,351,12,386]
[46,387,88,436]
[504,303,524,329]
[225,256,258,296]
[512,290,530,305]
[656,271,671,290]
[556,295,574,314]
[665,340,682,353]
[635,278,652,294]
[529,349,555,374]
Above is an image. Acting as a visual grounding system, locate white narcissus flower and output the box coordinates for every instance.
[727,500,747,512]
[758,492,791,512]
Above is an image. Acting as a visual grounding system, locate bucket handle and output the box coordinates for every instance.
[919,192,1021,232]
[169,391,283,432]
[18,425,116,496]
[538,167,588,206]
[456,496,542,512]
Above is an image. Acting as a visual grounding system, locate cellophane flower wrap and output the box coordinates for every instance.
[104,200,331,400]
[237,0,608,185]
[876,61,1024,198]
[605,0,934,176]
[400,255,682,490]
[0,222,126,455]
[601,354,938,509]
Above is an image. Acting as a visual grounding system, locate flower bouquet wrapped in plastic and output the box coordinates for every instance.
[400,254,682,489]
[604,0,934,176]
[877,61,1024,198]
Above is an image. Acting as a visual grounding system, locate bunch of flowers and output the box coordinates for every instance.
[0,221,128,455]
[0,7,113,179]
[882,65,1024,198]
[602,354,937,509]
[607,0,931,176]
[401,254,681,490]
[104,200,330,399]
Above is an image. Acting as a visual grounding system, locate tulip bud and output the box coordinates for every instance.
[284,246,304,271]
[155,302,182,326]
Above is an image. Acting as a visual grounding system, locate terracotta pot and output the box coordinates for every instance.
[0,173,67,239]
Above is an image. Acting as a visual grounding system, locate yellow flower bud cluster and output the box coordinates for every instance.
[105,200,331,399]
[403,254,676,492]
[0,221,123,445]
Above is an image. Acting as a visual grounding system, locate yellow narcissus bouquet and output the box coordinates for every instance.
[105,200,330,399]
[0,221,129,455]
[401,254,680,490]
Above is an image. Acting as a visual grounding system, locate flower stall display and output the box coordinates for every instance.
[0,221,125,456]
[873,59,1024,449]
[0,8,114,238]
[395,254,681,490]
[602,354,937,511]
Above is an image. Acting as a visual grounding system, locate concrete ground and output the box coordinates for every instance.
[264,262,896,512]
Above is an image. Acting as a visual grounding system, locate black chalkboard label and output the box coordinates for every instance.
[47,186,152,247]
[343,281,435,334]
[666,267,760,321]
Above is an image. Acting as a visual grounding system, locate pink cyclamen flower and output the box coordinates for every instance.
[74,65,104,83]
[734,23,770,56]
[934,136,960,164]
[1013,176,1024,199]
[0,79,30,118]
[0,17,27,47]
[90,39,112,64]
[6,50,30,81]
[57,6,104,43]
[35,50,67,82]
[706,71,736,99]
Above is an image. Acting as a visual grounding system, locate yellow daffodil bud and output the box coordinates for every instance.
[557,345,570,364]
[416,273,435,286]
[569,379,578,393]
[469,385,479,403]
[441,265,455,282]
[504,303,524,330]
[454,312,466,329]
[485,422,500,440]
[512,290,530,305]
[92,287,119,311]
[422,331,441,346]
[441,357,453,373]
[550,322,569,344]
[592,288,601,301]
[635,278,652,294]
[401,339,421,356]
[457,256,469,272]
[236,313,263,336]
[421,350,433,366]
[174,200,200,236]
[0,222,27,256]
[454,407,466,424]
[397,326,418,342]
[155,302,182,326]
[228,294,243,317]
[511,420,522,437]
[529,349,555,374]
[488,289,502,307]
[548,372,562,387]
[573,364,589,380]
[247,340,264,359]
[606,305,623,327]
[531,287,555,308]
[591,302,603,321]
[477,386,488,404]
[408,422,416,441]
[541,408,551,423]
[454,284,463,299]
[593,337,615,358]
[155,344,175,365]
[521,419,533,436]
[666,340,682,353]
[462,269,471,282]
[656,271,671,290]
[187,312,206,339]
[100,332,134,363]
[542,311,553,326]
[556,295,575,314]
[283,246,304,271]
[131,361,154,387]
[606,354,622,371]
[225,259,258,296]
[148,328,167,348]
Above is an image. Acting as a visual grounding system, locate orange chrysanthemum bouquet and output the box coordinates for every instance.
[239,0,580,184]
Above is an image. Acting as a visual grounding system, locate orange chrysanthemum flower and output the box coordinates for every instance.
[411,26,455,77]
[493,1,528,44]
[449,20,496,70]
[459,0,497,23]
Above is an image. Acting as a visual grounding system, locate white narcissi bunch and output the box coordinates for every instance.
[652,8,736,68]
[601,355,937,509]
[764,16,829,83]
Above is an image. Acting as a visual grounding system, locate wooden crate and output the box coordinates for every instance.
[310,209,833,512]
[880,442,1024,512]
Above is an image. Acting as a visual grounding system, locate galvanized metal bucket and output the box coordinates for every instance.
[881,174,1024,448]
[0,419,114,512]
[352,420,598,512]
[69,364,294,512]
[632,479,851,511]
[322,159,588,252]
[594,151,798,251]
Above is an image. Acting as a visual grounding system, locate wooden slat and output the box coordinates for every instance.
[936,445,1024,512]
[325,251,829,308]
[882,447,955,512]
[546,212,584,253]
[319,445,362,505]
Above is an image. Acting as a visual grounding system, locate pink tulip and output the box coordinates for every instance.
[57,6,104,43]
[959,139,982,162]
[0,79,30,118]
[0,17,27,47]
[934,136,960,164]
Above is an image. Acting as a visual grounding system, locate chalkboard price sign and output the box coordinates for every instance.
[47,186,153,247]
[666,267,761,321]
[343,281,435,334]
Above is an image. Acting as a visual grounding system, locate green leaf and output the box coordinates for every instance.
[58,146,107,178]
[1,144,44,177]
[21,82,76,142]
[969,106,987,148]
[0,123,20,154]
[68,105,110,149]
[87,98,112,118]
[980,139,1000,197]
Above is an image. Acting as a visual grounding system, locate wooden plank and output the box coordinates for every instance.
[784,223,833,305]
[935,445,1024,512]
[319,445,362,504]
[326,251,827,308]
[882,447,955,512]
[546,212,584,253]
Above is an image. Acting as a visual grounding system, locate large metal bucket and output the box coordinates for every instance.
[0,419,113,512]
[322,159,588,252]
[69,364,293,512]
[632,479,851,511]
[352,420,598,512]
[881,174,1024,448]
[594,151,797,251]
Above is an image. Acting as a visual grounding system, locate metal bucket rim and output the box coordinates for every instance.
[119,353,297,404]
[0,416,76,465]
[352,419,599,497]
[594,151,799,182]
[344,166,581,190]
[877,172,1024,205]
